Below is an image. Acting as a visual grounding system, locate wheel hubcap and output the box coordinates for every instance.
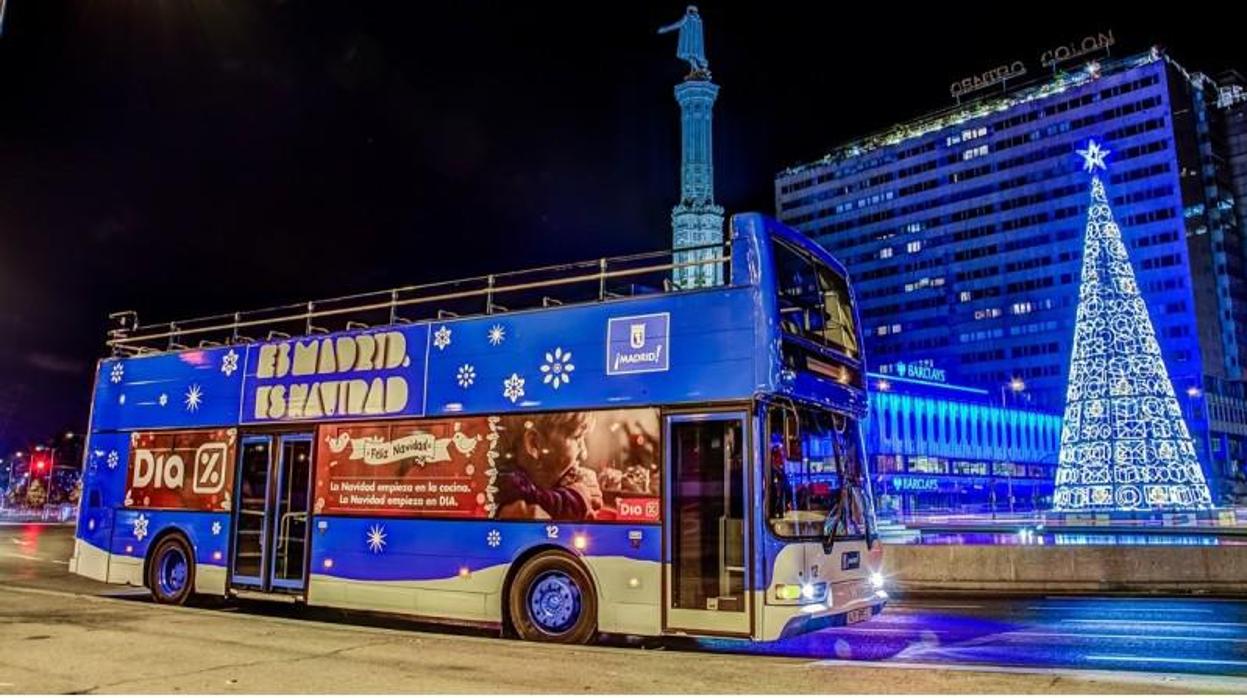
[157,547,187,597]
[527,570,581,634]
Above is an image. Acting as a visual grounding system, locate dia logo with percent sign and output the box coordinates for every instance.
[125,428,236,511]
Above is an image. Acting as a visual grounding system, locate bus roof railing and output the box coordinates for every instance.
[106,241,732,356]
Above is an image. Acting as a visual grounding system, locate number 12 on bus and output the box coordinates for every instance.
[71,213,886,643]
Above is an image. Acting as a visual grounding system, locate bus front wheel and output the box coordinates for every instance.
[509,551,598,644]
[147,535,196,606]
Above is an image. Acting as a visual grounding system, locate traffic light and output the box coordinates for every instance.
[31,455,49,474]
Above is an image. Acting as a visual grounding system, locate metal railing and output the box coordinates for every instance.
[106,242,731,356]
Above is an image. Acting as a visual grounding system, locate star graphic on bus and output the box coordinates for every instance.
[132,514,149,542]
[211,521,222,536]
[486,529,501,548]
[502,373,525,403]
[106,450,119,470]
[433,326,452,350]
[220,349,239,377]
[158,393,168,407]
[110,363,124,384]
[184,384,204,412]
[366,524,387,554]
[487,324,506,346]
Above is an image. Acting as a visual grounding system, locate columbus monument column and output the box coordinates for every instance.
[659,6,724,288]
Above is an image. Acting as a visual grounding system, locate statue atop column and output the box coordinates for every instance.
[658,6,710,79]
[658,5,722,289]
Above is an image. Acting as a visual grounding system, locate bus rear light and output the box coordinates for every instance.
[573,534,587,551]
[628,577,640,589]
[323,558,334,570]
[870,571,885,588]
[458,566,471,578]
[212,551,223,561]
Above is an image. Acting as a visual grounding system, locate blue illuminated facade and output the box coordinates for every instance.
[865,374,1061,516]
[777,51,1247,502]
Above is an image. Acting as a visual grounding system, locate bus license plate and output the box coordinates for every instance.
[845,607,872,625]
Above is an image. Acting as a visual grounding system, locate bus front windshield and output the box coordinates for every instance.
[767,404,875,544]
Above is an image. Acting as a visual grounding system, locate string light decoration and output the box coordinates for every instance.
[1053,140,1213,511]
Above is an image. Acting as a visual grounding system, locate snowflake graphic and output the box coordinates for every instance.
[184,384,204,412]
[433,326,452,351]
[158,393,168,407]
[211,521,222,536]
[106,450,119,470]
[488,324,506,346]
[133,513,149,542]
[486,529,501,548]
[366,524,388,554]
[502,373,525,403]
[540,347,575,389]
[220,349,240,377]
[456,364,476,388]
[110,363,124,384]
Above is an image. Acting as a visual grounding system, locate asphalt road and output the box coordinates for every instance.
[2,523,1246,693]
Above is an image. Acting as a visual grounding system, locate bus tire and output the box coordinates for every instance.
[508,551,597,644]
[147,535,196,606]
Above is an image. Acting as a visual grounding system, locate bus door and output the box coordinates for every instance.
[229,433,314,594]
[664,412,751,637]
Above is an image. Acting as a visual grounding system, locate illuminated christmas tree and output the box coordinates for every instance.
[1053,140,1213,511]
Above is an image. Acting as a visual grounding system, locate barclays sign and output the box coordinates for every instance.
[894,359,947,384]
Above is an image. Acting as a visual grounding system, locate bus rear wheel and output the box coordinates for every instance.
[148,536,195,606]
[509,551,597,644]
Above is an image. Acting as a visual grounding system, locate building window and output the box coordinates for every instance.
[962,144,990,161]
[1011,301,1033,315]
[879,247,894,259]
[909,456,948,474]
[906,240,923,254]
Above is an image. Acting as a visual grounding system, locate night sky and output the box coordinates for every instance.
[1,2,1243,451]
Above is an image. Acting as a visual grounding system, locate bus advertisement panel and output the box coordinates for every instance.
[123,428,237,511]
[314,408,660,523]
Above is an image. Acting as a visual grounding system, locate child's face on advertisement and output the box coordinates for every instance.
[524,417,591,488]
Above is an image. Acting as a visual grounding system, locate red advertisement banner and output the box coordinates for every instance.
[315,417,497,518]
[124,429,236,511]
[314,408,661,522]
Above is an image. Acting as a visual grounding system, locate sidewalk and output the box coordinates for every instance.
[2,584,1241,694]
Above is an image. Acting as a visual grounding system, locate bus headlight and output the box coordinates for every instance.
[870,571,885,589]
[776,582,827,603]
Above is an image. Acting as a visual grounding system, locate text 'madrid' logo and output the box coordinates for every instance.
[606,313,670,375]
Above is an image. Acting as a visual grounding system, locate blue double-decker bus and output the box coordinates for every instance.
[70,213,884,643]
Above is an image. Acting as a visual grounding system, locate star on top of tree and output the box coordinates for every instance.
[1076,139,1111,174]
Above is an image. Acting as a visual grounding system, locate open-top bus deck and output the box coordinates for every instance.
[71,213,885,643]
